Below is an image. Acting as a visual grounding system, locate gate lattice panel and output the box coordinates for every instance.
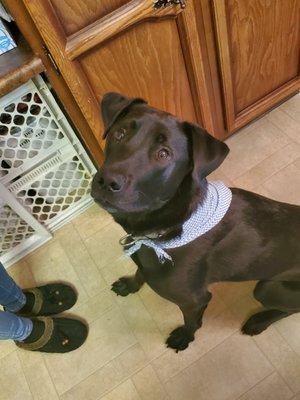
[0,77,96,266]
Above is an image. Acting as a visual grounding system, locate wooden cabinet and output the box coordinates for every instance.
[21,0,225,157]
[6,0,300,164]
[213,0,300,132]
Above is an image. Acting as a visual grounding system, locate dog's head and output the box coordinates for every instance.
[91,92,229,215]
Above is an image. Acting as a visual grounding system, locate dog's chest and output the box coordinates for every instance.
[134,243,207,299]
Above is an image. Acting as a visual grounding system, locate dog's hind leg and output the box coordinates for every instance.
[242,280,300,336]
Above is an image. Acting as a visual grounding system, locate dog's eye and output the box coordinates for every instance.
[156,148,170,160]
[157,134,166,143]
[115,128,126,141]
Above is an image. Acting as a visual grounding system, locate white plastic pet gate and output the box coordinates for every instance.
[0,76,96,266]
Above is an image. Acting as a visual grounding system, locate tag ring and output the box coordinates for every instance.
[119,234,136,247]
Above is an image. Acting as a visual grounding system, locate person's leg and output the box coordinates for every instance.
[0,262,26,312]
[0,310,32,341]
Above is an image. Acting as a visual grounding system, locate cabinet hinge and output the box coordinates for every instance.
[43,46,60,75]
[154,0,186,9]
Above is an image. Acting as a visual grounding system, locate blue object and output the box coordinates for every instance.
[0,262,32,341]
[0,19,16,55]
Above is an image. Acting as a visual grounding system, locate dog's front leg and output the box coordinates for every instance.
[111,269,144,297]
[166,291,212,352]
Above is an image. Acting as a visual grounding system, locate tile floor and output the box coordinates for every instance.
[1,93,300,400]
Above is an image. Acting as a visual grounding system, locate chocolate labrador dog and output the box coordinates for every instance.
[91,92,300,352]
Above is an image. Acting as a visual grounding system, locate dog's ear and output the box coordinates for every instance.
[182,121,229,183]
[101,92,147,138]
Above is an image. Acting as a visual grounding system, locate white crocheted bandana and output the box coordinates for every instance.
[121,181,232,264]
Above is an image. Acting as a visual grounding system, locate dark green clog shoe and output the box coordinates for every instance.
[16,317,88,353]
[17,283,77,317]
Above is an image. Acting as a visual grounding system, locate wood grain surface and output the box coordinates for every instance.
[213,0,300,132]
[66,0,184,60]
[80,18,196,122]
[0,36,44,96]
[51,0,129,36]
[228,0,299,113]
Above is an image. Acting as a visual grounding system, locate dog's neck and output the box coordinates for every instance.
[112,177,208,240]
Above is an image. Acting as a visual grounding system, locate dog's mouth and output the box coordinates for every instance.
[94,198,119,213]
[92,190,170,214]
[91,189,136,211]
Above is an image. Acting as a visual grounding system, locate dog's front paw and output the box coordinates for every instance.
[111,277,136,297]
[241,313,268,336]
[166,326,194,353]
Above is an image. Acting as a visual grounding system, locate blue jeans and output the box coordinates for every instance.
[0,262,33,341]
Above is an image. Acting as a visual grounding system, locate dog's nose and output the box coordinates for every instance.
[96,170,126,192]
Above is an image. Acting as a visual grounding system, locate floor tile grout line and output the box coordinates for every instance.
[137,291,177,339]
[131,364,169,400]
[58,290,164,397]
[96,252,131,276]
[252,160,300,192]
[58,340,140,398]
[228,132,294,182]
[0,346,15,361]
[40,351,61,399]
[80,225,127,279]
[21,259,38,288]
[223,110,297,180]
[267,110,300,140]
[280,106,300,124]
[59,342,153,400]
[250,306,300,397]
[273,323,300,394]
[274,324,300,356]
[161,325,240,386]
[232,141,300,191]
[252,334,298,395]
[111,289,166,358]
[15,349,41,400]
[137,292,244,369]
[138,287,229,342]
[226,115,268,143]
[93,356,151,400]
[161,331,275,397]
[97,378,141,400]
[71,283,116,312]
[53,226,94,301]
[235,370,275,400]
[24,235,91,304]
[93,333,177,400]
[71,214,113,242]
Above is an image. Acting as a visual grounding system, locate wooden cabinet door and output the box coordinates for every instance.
[213,0,300,133]
[22,0,224,160]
